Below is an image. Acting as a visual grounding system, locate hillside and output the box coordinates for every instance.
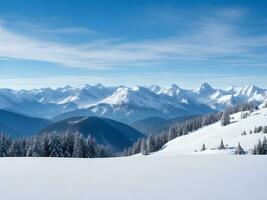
[0,109,51,138]
[40,116,144,152]
[155,106,267,155]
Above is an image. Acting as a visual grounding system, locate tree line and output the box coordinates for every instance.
[252,137,267,155]
[123,102,259,156]
[0,132,113,158]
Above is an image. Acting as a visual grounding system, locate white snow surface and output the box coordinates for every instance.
[156,107,267,155]
[0,156,266,200]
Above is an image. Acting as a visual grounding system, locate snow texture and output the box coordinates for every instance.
[0,156,266,200]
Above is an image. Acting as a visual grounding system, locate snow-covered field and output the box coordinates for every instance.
[156,107,267,155]
[0,156,266,200]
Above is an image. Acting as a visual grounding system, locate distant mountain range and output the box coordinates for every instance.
[0,109,51,138]
[0,83,266,124]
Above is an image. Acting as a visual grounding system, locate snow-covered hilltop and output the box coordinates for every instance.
[155,106,267,156]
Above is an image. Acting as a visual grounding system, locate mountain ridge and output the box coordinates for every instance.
[0,83,266,123]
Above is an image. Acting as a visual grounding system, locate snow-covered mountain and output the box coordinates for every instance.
[155,105,267,155]
[150,83,267,110]
[84,86,213,123]
[0,83,266,121]
[0,84,116,118]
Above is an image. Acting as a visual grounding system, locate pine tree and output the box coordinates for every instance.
[146,135,156,153]
[252,145,257,155]
[72,133,84,158]
[234,143,245,155]
[0,133,8,157]
[218,139,225,150]
[256,139,263,155]
[9,141,22,157]
[49,136,63,157]
[41,133,50,157]
[86,135,97,158]
[241,131,247,136]
[262,137,267,154]
[201,143,206,151]
[141,139,148,155]
[220,111,230,126]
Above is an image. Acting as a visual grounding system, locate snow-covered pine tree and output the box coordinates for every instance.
[130,138,142,155]
[86,134,97,158]
[146,135,156,153]
[9,141,23,157]
[256,139,263,155]
[141,139,148,155]
[41,133,51,157]
[49,135,64,157]
[61,133,74,157]
[0,133,9,157]
[220,111,230,126]
[234,143,245,155]
[218,139,225,150]
[72,133,84,158]
[262,137,267,155]
[252,145,257,155]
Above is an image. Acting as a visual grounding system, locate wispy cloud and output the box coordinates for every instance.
[0,8,267,69]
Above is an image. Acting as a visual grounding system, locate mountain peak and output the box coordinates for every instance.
[195,82,215,95]
[171,84,181,90]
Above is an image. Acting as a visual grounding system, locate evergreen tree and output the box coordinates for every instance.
[86,134,97,158]
[146,135,156,153]
[141,139,148,155]
[218,139,225,150]
[220,111,230,126]
[9,141,22,157]
[72,133,84,158]
[0,133,8,157]
[201,143,206,151]
[41,133,50,157]
[234,143,245,155]
[49,135,64,157]
[262,137,267,154]
[256,139,263,155]
[241,131,247,136]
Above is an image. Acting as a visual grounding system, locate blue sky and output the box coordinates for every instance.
[0,0,267,89]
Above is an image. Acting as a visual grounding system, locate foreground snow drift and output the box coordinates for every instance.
[0,156,267,200]
[156,107,267,155]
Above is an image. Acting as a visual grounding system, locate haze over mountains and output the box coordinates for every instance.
[0,83,266,124]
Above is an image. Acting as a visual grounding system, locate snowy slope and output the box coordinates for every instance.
[0,156,266,200]
[156,107,267,155]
